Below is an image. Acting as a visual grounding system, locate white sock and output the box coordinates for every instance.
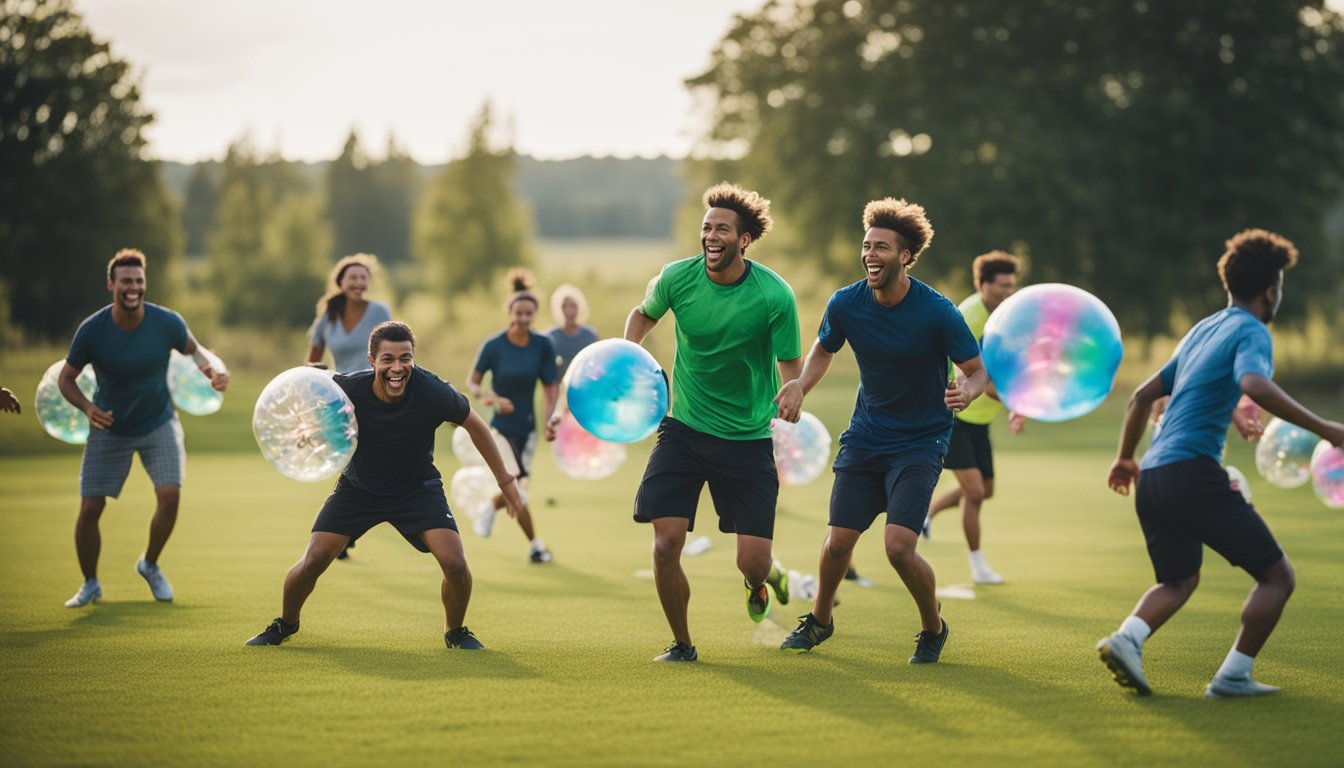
[530,538,546,553]
[1216,649,1254,680]
[1118,615,1152,645]
[969,550,990,571]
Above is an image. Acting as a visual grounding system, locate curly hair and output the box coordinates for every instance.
[368,320,415,358]
[316,253,380,324]
[505,266,539,310]
[703,182,773,242]
[107,248,147,281]
[972,250,1021,286]
[1217,229,1298,301]
[862,198,934,266]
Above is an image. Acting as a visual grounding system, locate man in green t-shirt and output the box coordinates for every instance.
[926,251,1025,585]
[625,182,802,663]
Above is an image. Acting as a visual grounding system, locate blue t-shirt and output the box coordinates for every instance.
[819,278,981,461]
[308,300,392,373]
[67,304,189,436]
[546,324,599,380]
[473,331,559,439]
[1141,307,1274,470]
[335,366,470,496]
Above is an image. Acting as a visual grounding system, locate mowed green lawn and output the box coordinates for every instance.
[2,390,1343,767]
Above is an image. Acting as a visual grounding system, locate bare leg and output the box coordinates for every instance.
[422,528,473,631]
[951,469,986,552]
[735,534,773,588]
[75,496,106,580]
[885,524,941,633]
[493,493,537,541]
[144,484,180,563]
[1233,557,1295,657]
[281,532,348,623]
[927,487,961,522]
[812,526,861,626]
[651,517,691,645]
[1131,573,1201,634]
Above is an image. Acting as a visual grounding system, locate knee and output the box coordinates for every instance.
[822,538,854,564]
[78,498,106,520]
[299,551,337,578]
[651,537,683,567]
[962,486,986,505]
[439,556,470,583]
[885,541,917,568]
[155,486,180,510]
[1267,558,1296,598]
[1164,573,1200,599]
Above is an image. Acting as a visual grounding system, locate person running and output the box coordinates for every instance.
[626,182,800,663]
[60,248,229,608]
[245,321,524,649]
[467,268,560,564]
[774,198,986,663]
[545,283,599,380]
[925,250,1026,584]
[307,253,392,559]
[1098,229,1344,698]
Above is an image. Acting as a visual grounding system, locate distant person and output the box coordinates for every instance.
[0,387,18,413]
[924,251,1027,585]
[626,182,798,663]
[774,198,985,663]
[60,249,229,608]
[467,268,560,564]
[546,283,599,380]
[1099,229,1344,698]
[245,321,524,649]
[307,253,391,559]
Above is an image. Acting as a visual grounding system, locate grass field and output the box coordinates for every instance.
[2,240,1342,766]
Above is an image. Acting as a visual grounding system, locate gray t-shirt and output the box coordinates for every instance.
[545,324,599,379]
[309,300,392,373]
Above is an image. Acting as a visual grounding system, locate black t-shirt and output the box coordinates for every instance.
[334,366,470,496]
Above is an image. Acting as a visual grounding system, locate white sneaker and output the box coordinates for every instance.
[473,502,496,538]
[972,565,1005,585]
[65,579,101,608]
[1206,674,1281,699]
[1097,632,1151,695]
[136,558,174,601]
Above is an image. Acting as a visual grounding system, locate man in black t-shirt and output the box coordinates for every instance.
[245,322,524,650]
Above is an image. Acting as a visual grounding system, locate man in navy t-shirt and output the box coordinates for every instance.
[774,198,985,663]
[245,322,525,650]
[59,249,229,608]
[1099,229,1344,699]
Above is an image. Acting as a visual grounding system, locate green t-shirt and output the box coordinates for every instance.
[641,255,801,439]
[955,293,1002,425]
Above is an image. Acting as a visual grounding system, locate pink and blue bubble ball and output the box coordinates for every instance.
[566,339,669,443]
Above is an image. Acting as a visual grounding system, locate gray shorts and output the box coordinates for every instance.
[80,414,185,498]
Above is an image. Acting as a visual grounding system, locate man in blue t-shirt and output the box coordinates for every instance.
[774,198,985,663]
[59,249,229,608]
[1099,229,1344,699]
[245,322,525,650]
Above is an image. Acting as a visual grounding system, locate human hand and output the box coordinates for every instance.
[773,380,803,423]
[85,404,114,430]
[499,478,525,519]
[1008,411,1026,435]
[1107,458,1139,496]
[494,397,515,415]
[1231,398,1263,442]
[944,381,970,412]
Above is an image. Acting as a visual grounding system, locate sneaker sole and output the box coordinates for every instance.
[1097,643,1152,696]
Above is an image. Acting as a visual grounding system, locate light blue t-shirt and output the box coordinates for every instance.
[1141,307,1274,470]
[67,303,189,436]
[473,331,559,439]
[309,300,392,373]
[819,278,981,461]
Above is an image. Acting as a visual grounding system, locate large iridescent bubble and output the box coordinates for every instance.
[1254,417,1317,489]
[552,411,627,480]
[566,339,669,443]
[449,426,520,476]
[771,411,832,486]
[981,284,1124,422]
[1309,440,1344,510]
[167,349,225,416]
[252,367,357,482]
[35,360,96,444]
[449,465,497,521]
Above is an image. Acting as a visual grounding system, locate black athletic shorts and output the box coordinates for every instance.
[633,417,778,539]
[943,419,994,478]
[829,446,943,534]
[1135,456,1283,583]
[313,475,459,553]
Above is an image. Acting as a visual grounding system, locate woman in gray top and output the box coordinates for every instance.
[308,254,393,374]
[545,283,599,380]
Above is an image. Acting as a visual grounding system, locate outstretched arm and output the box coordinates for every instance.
[774,340,834,422]
[460,410,525,519]
[1108,373,1167,496]
[1241,374,1344,447]
[184,333,230,391]
[624,307,659,344]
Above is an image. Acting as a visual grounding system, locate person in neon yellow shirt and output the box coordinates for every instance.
[926,251,1025,584]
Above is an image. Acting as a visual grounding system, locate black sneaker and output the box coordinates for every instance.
[245,617,299,646]
[780,613,834,653]
[653,641,698,662]
[444,626,485,650]
[529,548,553,564]
[336,538,356,560]
[909,619,949,664]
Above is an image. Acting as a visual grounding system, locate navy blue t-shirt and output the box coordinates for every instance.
[335,366,470,496]
[818,278,981,461]
[1141,307,1274,470]
[67,303,189,436]
[473,331,559,439]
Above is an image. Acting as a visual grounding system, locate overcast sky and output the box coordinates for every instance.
[77,0,766,163]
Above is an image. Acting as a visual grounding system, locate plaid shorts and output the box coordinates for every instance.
[80,414,185,498]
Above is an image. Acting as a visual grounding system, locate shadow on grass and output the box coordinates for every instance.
[282,644,541,681]
[1,601,200,649]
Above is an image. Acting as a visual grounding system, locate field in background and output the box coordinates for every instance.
[1,238,1342,765]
